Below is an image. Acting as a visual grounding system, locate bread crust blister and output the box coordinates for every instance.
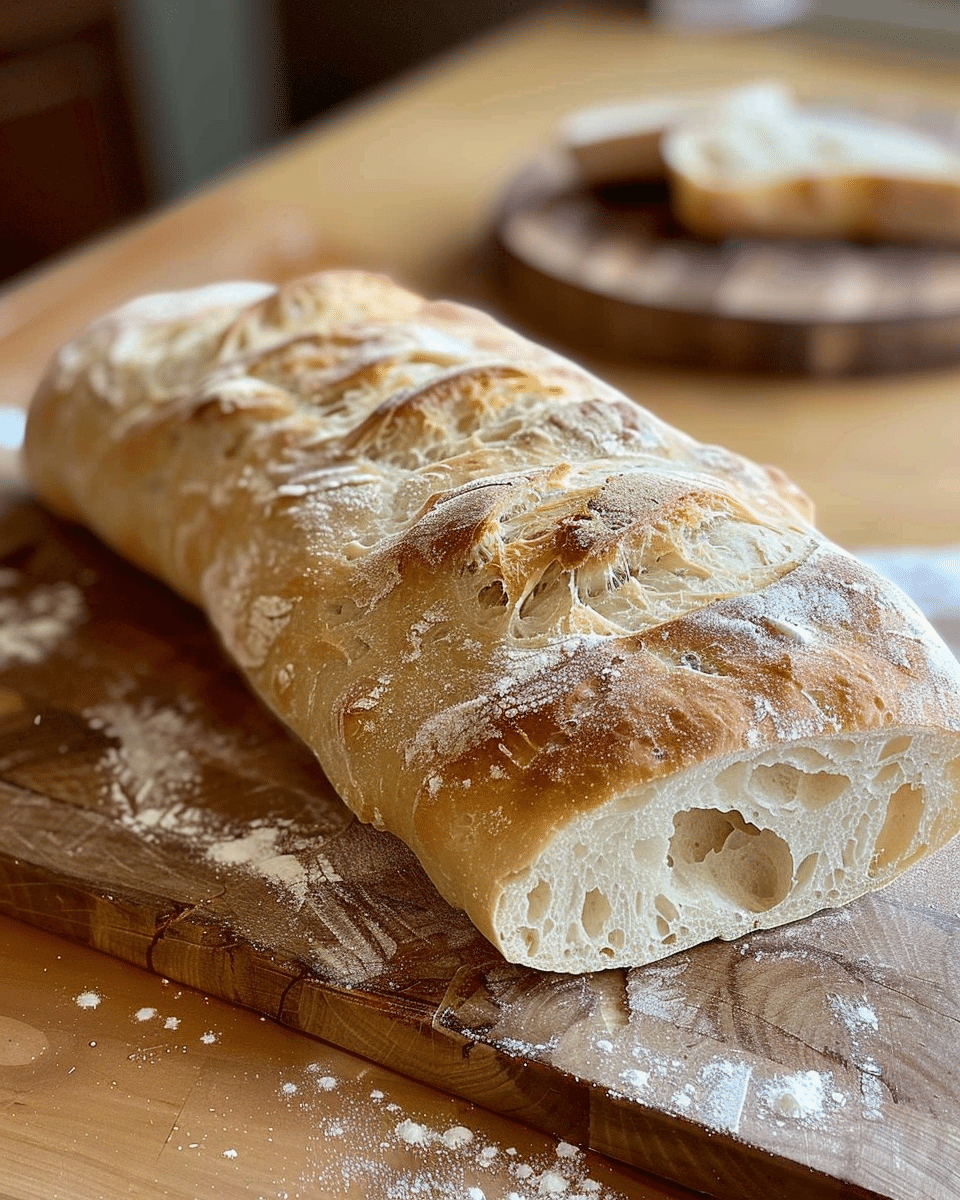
[25,270,960,972]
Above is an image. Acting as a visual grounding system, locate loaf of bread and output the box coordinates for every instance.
[664,91,960,242]
[561,82,792,188]
[24,271,960,972]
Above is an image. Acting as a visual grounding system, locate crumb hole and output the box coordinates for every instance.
[794,852,819,890]
[669,808,794,913]
[750,762,847,810]
[879,735,912,760]
[581,887,612,939]
[526,879,552,923]
[871,782,925,875]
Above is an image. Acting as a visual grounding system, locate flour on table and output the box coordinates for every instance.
[264,1056,626,1200]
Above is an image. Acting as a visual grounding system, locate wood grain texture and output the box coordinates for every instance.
[0,914,678,1200]
[1,492,958,1200]
[3,8,960,1194]
[495,149,960,375]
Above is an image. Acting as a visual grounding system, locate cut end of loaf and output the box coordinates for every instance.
[494,730,960,973]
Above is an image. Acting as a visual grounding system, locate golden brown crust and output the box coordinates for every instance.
[24,270,960,971]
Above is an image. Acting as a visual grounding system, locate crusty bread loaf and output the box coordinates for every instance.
[664,92,960,242]
[24,270,960,972]
[561,81,791,187]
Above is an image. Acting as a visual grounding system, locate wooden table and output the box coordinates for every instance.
[2,5,960,1197]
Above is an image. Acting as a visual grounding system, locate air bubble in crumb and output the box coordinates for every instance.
[75,992,101,1009]
[134,1006,157,1022]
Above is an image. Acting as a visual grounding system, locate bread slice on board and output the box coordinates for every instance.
[24,271,960,972]
[560,82,793,186]
[664,91,960,242]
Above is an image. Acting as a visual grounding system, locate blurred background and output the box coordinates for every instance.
[2,0,960,287]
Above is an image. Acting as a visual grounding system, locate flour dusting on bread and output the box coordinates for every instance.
[24,270,960,972]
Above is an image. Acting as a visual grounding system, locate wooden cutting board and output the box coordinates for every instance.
[494,150,960,376]
[1,489,959,1200]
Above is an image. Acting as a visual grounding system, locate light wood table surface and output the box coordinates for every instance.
[2,4,960,1197]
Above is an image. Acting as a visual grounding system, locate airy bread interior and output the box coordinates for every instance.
[497,730,960,970]
[24,270,960,973]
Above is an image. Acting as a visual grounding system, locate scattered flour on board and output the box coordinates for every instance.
[828,994,879,1036]
[0,575,86,669]
[828,994,884,1121]
[82,699,328,911]
[74,991,101,1009]
[698,1059,753,1135]
[757,1070,830,1122]
[206,824,309,905]
[85,699,222,823]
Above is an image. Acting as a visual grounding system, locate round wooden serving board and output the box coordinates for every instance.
[494,148,960,376]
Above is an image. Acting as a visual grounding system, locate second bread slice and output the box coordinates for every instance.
[664,93,960,243]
